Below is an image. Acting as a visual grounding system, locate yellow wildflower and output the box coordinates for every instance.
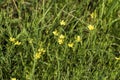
[75,36,81,42]
[59,34,65,39]
[38,48,46,53]
[58,38,64,44]
[11,78,16,80]
[57,34,65,45]
[14,41,21,45]
[9,37,16,42]
[68,42,74,48]
[90,11,96,18]
[88,25,95,30]
[34,48,46,60]
[53,29,59,36]
[60,20,66,26]
[34,52,41,60]
[115,57,120,60]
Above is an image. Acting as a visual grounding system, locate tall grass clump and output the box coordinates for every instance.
[0,0,120,80]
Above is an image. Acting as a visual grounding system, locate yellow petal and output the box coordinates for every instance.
[115,57,120,60]
[11,78,16,80]
[68,42,74,48]
[53,30,59,36]
[59,34,65,39]
[9,37,16,42]
[88,25,94,30]
[60,20,66,26]
[58,38,64,44]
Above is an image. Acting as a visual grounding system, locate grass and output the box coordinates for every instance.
[0,0,120,80]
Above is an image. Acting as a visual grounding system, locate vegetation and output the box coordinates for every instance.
[0,0,120,80]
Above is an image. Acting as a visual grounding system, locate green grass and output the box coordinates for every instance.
[0,0,120,80]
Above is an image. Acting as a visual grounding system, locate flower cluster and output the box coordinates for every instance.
[9,37,21,45]
[52,29,66,45]
[34,48,46,60]
[52,20,83,48]
[67,36,82,48]
[58,34,65,45]
[53,29,82,48]
[88,25,95,31]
